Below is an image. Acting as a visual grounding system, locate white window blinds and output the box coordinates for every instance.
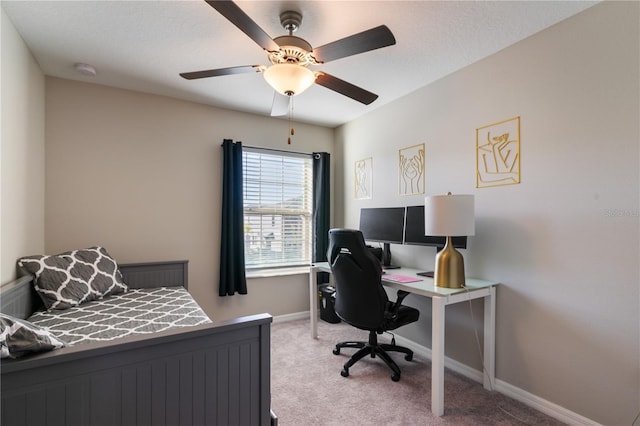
[242,148,313,269]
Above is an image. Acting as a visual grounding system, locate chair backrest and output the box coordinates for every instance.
[327,229,389,330]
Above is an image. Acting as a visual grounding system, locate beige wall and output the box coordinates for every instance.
[0,7,46,284]
[44,78,334,321]
[335,2,639,425]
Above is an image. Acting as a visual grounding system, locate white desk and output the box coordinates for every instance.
[309,262,498,417]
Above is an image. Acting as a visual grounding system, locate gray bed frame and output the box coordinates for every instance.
[1,260,273,426]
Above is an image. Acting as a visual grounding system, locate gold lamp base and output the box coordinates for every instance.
[434,236,466,288]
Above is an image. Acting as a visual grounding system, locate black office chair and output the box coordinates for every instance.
[327,228,420,382]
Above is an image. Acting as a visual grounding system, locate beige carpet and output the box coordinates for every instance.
[270,318,566,426]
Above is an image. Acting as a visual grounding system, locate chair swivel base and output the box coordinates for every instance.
[333,331,413,382]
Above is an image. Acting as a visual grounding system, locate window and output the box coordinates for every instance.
[242,148,313,270]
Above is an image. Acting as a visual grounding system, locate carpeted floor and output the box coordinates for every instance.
[270,318,567,426]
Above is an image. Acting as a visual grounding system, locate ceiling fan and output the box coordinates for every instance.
[180,0,396,116]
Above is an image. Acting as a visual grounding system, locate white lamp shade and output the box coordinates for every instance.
[424,194,475,236]
[263,64,316,96]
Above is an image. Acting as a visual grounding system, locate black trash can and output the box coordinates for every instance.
[318,285,341,324]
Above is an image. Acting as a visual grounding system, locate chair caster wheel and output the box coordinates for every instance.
[341,368,349,378]
[391,373,401,382]
[333,348,340,355]
[405,354,413,361]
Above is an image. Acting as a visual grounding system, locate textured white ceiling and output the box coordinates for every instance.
[2,0,597,128]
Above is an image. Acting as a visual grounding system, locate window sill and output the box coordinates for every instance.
[246,266,311,279]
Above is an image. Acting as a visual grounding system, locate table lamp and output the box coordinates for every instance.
[424,193,475,288]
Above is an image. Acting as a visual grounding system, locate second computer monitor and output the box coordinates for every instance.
[404,205,467,249]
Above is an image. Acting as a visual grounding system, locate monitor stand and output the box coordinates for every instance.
[381,243,400,269]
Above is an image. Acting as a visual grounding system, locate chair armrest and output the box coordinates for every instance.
[387,290,411,317]
[395,290,410,305]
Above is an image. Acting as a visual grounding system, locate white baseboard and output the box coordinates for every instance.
[494,379,602,426]
[272,311,309,323]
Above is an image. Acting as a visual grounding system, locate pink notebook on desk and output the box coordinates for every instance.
[383,274,423,283]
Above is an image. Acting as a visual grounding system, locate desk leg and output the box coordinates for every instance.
[431,296,445,416]
[483,286,496,390]
[309,266,319,339]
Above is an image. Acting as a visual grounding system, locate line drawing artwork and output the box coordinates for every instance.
[355,157,372,199]
[399,143,425,195]
[476,117,520,188]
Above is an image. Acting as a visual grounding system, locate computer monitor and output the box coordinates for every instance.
[404,205,467,249]
[359,207,405,268]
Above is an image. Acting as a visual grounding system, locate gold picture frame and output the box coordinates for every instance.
[476,116,521,188]
[355,157,373,199]
[399,143,425,195]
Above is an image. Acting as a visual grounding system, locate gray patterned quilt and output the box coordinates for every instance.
[27,287,211,345]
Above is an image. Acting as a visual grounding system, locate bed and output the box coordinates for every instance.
[1,258,273,426]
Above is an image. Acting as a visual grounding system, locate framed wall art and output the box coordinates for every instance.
[476,116,521,188]
[355,157,373,199]
[399,143,425,196]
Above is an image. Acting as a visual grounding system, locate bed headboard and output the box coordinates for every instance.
[119,260,189,289]
[1,260,189,319]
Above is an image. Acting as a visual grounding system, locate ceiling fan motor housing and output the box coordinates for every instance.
[267,11,320,66]
[269,35,318,66]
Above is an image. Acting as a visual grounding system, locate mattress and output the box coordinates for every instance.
[27,287,211,345]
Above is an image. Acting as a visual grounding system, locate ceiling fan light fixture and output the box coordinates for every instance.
[263,64,315,96]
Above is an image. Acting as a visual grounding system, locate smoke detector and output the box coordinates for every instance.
[74,63,97,77]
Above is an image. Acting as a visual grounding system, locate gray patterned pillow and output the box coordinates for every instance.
[18,246,128,311]
[0,313,66,358]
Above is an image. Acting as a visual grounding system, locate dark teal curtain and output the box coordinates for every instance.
[313,152,330,284]
[219,139,247,296]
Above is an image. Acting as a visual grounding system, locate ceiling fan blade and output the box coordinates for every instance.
[271,92,291,116]
[312,25,396,63]
[315,73,378,105]
[206,1,279,52]
[180,65,262,80]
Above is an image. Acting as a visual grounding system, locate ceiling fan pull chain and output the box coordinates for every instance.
[288,96,295,144]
